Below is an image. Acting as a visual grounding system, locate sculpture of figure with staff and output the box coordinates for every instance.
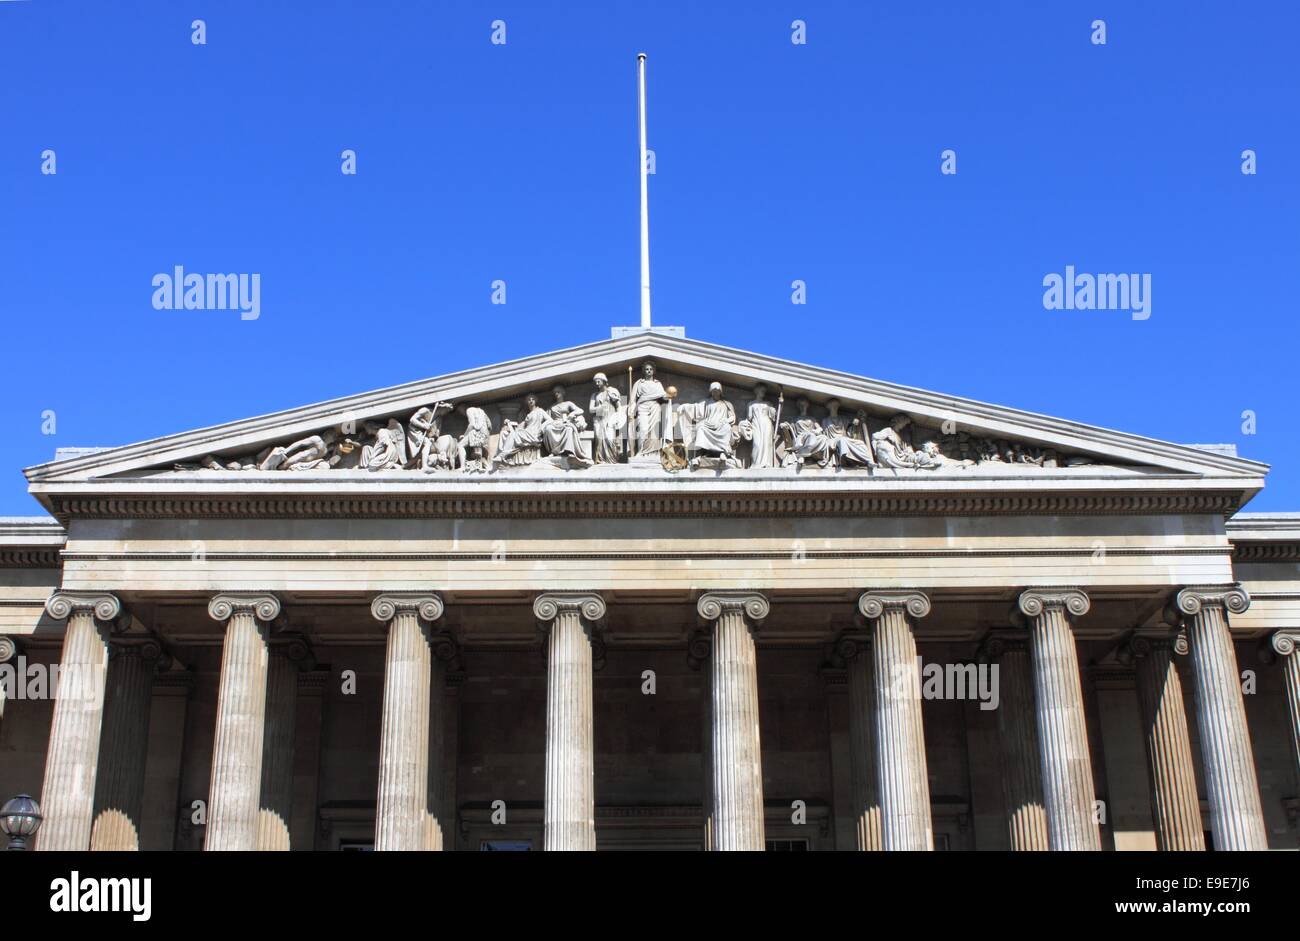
[629,360,669,456]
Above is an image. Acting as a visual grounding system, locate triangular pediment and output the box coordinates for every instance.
[25,334,1267,501]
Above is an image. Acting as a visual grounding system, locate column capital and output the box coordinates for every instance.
[857,590,930,621]
[208,593,281,623]
[1122,630,1189,661]
[1271,629,1300,658]
[0,635,18,663]
[1017,588,1089,620]
[45,592,122,624]
[107,638,164,664]
[369,593,443,624]
[1172,585,1250,619]
[833,631,872,665]
[976,628,1029,663]
[696,591,769,623]
[533,592,606,623]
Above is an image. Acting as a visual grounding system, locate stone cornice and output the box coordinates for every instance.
[1232,543,1300,562]
[533,593,607,623]
[858,590,931,620]
[36,486,1246,525]
[207,593,282,623]
[369,593,444,623]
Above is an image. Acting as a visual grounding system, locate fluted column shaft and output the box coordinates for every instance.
[1020,589,1099,851]
[536,593,604,851]
[1176,587,1266,850]
[256,651,298,851]
[839,635,881,850]
[90,642,161,850]
[860,591,933,851]
[38,593,121,850]
[424,641,454,851]
[1131,635,1204,851]
[372,594,442,851]
[1274,631,1300,794]
[982,634,1049,851]
[205,594,279,851]
[698,592,768,851]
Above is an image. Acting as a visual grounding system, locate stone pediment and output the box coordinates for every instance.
[25,334,1266,508]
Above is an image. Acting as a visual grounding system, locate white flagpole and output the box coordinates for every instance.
[637,53,652,329]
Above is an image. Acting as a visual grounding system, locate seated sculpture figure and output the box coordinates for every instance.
[493,393,548,468]
[541,386,593,466]
[361,418,406,471]
[823,400,875,469]
[784,398,834,467]
[679,381,741,469]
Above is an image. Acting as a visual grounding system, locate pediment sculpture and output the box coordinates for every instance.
[172,360,1103,476]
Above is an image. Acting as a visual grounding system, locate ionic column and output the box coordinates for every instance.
[979,631,1049,851]
[1173,587,1266,850]
[1127,633,1205,851]
[205,593,280,851]
[1273,630,1300,794]
[37,592,122,850]
[697,592,769,851]
[835,633,881,850]
[90,639,163,851]
[256,638,310,851]
[425,632,458,851]
[535,593,605,851]
[371,593,442,851]
[1018,588,1100,851]
[858,591,933,851]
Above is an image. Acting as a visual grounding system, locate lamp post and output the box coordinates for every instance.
[0,794,43,850]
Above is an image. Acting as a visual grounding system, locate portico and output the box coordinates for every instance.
[2,333,1298,850]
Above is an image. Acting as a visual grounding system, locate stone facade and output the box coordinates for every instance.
[1,334,1297,850]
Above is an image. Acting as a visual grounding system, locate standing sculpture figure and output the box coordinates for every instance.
[406,402,455,469]
[459,405,492,472]
[542,386,593,465]
[630,360,669,456]
[589,373,625,464]
[741,384,779,469]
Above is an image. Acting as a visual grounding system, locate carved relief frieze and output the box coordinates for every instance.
[168,360,1109,478]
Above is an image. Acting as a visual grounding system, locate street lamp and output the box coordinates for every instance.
[0,794,43,850]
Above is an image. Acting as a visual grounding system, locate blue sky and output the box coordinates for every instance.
[1,1,1296,512]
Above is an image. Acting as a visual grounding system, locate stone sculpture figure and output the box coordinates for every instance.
[679,382,741,469]
[542,386,593,466]
[458,405,492,473]
[589,373,625,464]
[257,431,342,471]
[823,400,875,469]
[740,384,779,469]
[872,414,949,470]
[406,403,455,469]
[493,393,548,468]
[784,398,834,467]
[630,361,669,456]
[361,418,406,471]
